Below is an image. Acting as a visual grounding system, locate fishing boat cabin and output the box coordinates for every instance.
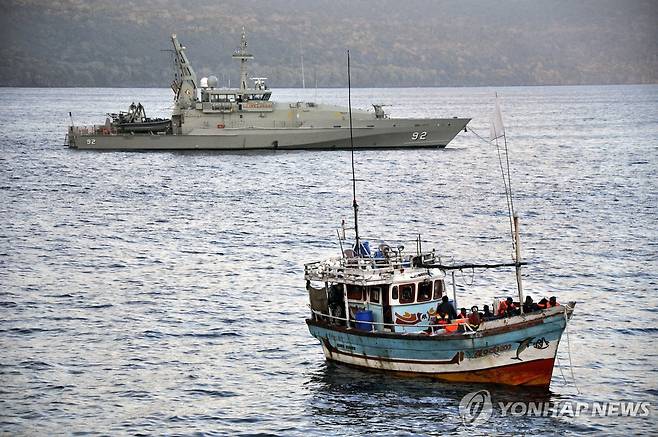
[306,243,450,334]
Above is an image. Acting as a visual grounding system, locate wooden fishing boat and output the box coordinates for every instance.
[304,56,575,388]
[305,241,575,388]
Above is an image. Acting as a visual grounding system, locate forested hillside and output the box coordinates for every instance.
[1,0,656,87]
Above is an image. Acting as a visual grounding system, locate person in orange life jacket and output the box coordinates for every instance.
[498,297,519,317]
[426,312,446,334]
[497,297,510,315]
[437,295,458,321]
[538,296,560,309]
[458,308,468,319]
[425,313,449,334]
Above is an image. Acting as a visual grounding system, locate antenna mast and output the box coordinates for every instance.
[232,27,254,91]
[347,50,360,255]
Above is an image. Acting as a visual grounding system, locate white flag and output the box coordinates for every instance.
[490,95,505,142]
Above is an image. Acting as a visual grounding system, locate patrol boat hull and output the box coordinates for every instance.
[307,304,574,388]
[68,117,469,150]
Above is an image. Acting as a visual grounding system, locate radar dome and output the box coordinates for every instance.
[200,77,208,88]
[207,75,218,88]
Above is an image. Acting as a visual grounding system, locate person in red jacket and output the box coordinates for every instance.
[467,306,481,327]
[498,297,518,317]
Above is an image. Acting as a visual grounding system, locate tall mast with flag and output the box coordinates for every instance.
[490,95,505,143]
[347,50,360,255]
[490,95,524,313]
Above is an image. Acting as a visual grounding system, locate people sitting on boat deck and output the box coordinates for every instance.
[482,304,493,320]
[523,296,539,313]
[538,296,560,309]
[458,308,468,319]
[449,315,469,333]
[427,313,449,334]
[467,306,481,327]
[426,307,477,335]
[498,297,519,317]
[437,295,458,321]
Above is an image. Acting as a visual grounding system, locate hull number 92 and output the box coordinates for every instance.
[86,139,96,145]
[411,131,427,141]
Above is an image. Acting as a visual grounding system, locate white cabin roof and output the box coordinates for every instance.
[304,252,439,286]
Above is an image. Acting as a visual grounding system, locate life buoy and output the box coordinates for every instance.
[217,123,225,129]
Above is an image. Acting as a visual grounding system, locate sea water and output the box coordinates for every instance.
[1,85,657,435]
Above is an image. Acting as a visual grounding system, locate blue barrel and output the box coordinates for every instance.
[355,310,374,331]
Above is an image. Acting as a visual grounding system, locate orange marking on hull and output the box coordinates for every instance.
[326,357,556,388]
[425,358,555,388]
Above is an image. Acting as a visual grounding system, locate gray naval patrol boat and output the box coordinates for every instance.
[67,30,470,151]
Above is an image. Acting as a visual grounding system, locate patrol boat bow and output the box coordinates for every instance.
[67,29,470,151]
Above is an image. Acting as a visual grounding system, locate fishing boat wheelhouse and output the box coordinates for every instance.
[306,247,446,334]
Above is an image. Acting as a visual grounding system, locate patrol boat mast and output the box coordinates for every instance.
[232,28,254,93]
[171,34,198,110]
[170,34,199,133]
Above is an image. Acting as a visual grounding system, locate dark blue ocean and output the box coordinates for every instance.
[1,85,657,435]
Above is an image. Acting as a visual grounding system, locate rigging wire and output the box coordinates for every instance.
[464,123,515,255]
[502,133,516,222]
[491,94,516,255]
[459,267,475,286]
[470,106,580,394]
[495,135,516,254]
[564,306,581,394]
[465,125,490,144]
[555,355,569,386]
[347,50,360,254]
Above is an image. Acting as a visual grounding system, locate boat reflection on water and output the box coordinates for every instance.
[305,359,560,433]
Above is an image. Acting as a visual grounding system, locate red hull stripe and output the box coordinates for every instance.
[428,357,555,387]
[327,355,556,388]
